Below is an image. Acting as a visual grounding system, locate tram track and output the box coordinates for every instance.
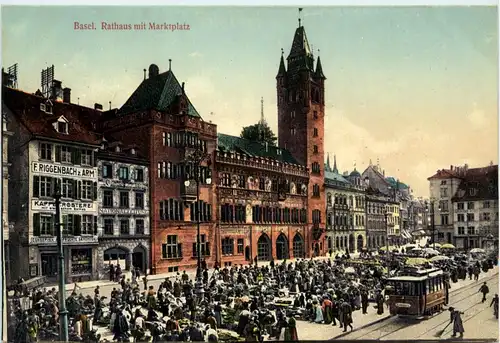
[340,272,499,340]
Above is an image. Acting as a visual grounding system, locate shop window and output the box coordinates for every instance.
[237,238,244,254]
[71,249,92,275]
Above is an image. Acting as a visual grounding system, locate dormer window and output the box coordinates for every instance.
[469,188,478,196]
[115,146,121,153]
[57,122,68,134]
[46,103,53,114]
[130,148,136,155]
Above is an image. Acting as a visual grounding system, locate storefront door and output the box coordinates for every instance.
[41,254,58,277]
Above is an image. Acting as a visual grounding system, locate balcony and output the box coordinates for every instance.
[181,182,198,202]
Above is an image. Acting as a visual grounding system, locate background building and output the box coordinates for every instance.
[365,186,393,249]
[96,140,150,278]
[3,111,13,285]
[4,84,101,282]
[215,134,308,266]
[450,164,498,250]
[97,63,218,275]
[324,155,366,253]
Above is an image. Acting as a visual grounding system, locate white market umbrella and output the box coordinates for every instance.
[423,248,440,255]
[411,247,423,251]
[470,248,486,254]
[430,255,450,262]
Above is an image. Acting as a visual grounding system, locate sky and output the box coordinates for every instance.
[2,6,498,196]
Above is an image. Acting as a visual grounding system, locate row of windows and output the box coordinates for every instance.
[102,217,145,235]
[456,201,496,210]
[161,131,208,152]
[157,162,211,183]
[39,143,96,166]
[160,234,212,259]
[327,213,366,227]
[33,176,97,200]
[327,194,366,208]
[158,199,212,222]
[102,164,145,182]
[33,213,97,236]
[102,189,144,209]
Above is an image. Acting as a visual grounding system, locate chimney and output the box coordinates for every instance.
[143,69,146,80]
[383,170,385,176]
[265,141,268,152]
[62,87,71,103]
[181,82,185,94]
[94,103,103,111]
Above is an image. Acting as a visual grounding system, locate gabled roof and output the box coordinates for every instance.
[451,165,498,202]
[217,133,299,165]
[363,165,390,185]
[3,86,102,146]
[118,70,200,118]
[427,169,458,180]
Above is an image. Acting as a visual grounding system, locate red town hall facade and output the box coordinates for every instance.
[99,23,327,274]
[3,23,327,276]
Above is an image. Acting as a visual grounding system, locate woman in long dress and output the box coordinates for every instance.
[284,317,299,341]
[313,300,324,323]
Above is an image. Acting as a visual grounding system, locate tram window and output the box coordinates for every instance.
[425,280,430,294]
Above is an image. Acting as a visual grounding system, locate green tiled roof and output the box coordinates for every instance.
[217,133,299,165]
[385,176,409,189]
[325,170,350,184]
[118,70,200,118]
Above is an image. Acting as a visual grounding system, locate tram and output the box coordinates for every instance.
[386,267,447,318]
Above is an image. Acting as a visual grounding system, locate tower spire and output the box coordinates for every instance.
[315,50,326,79]
[259,97,266,142]
[326,153,331,172]
[298,8,303,27]
[333,154,338,173]
[276,48,286,77]
[260,96,265,124]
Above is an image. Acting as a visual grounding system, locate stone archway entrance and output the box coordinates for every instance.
[245,246,251,261]
[357,235,364,252]
[132,245,147,273]
[276,233,289,260]
[257,234,271,261]
[349,234,355,253]
[104,246,130,270]
[314,243,320,256]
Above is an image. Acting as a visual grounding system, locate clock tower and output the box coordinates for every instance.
[276,22,327,257]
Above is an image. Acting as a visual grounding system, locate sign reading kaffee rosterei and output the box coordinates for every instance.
[31,200,97,212]
[32,162,96,178]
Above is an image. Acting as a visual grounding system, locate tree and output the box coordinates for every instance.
[240,122,277,146]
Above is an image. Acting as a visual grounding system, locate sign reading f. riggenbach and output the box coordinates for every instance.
[32,162,96,178]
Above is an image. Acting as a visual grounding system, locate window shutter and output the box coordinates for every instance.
[50,178,56,197]
[206,242,210,256]
[55,146,61,162]
[74,215,82,236]
[56,178,61,193]
[93,182,98,200]
[93,216,98,235]
[33,213,41,236]
[75,148,82,165]
[71,147,77,164]
[92,152,97,167]
[62,215,67,235]
[178,243,183,258]
[192,242,197,257]
[33,176,40,197]
[72,179,78,199]
[77,181,82,199]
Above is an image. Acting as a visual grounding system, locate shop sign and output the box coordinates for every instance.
[32,162,96,179]
[31,200,97,212]
[221,227,249,235]
[98,208,149,216]
[30,235,98,245]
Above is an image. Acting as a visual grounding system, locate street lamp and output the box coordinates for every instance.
[54,184,68,342]
[384,205,390,276]
[182,149,212,301]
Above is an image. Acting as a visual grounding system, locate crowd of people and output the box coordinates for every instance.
[6,245,498,343]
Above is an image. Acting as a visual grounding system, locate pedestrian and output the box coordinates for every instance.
[109,263,115,282]
[143,276,148,291]
[340,298,353,332]
[131,267,136,285]
[115,264,122,282]
[490,294,499,319]
[361,289,369,314]
[479,282,489,303]
[448,307,464,338]
[375,291,384,315]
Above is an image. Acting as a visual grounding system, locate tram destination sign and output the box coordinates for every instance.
[32,162,96,178]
